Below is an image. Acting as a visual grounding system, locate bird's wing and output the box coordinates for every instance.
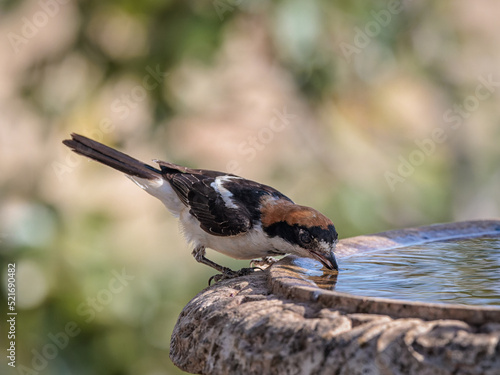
[154,161,291,237]
[155,161,252,236]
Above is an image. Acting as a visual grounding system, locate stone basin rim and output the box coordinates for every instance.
[268,219,500,325]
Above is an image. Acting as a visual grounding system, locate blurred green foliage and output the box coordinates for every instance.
[1,0,499,374]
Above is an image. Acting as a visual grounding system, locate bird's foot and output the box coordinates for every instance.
[208,267,259,285]
[250,256,279,269]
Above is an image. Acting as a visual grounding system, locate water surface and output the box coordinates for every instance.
[334,237,500,306]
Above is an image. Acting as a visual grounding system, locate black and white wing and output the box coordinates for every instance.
[155,161,291,236]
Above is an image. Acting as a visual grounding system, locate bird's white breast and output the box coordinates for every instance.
[178,210,276,259]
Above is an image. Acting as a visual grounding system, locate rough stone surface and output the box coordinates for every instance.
[170,271,500,375]
[170,221,500,374]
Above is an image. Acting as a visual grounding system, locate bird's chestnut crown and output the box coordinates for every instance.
[260,199,338,248]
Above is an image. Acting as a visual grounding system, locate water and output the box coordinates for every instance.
[334,237,500,306]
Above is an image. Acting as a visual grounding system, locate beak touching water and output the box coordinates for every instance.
[311,248,339,271]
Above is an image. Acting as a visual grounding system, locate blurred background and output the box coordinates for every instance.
[1,0,499,374]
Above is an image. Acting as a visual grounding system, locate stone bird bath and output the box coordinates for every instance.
[170,220,500,374]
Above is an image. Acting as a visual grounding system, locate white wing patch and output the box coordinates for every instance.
[210,175,241,209]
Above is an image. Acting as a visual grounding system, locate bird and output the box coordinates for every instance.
[63,133,339,282]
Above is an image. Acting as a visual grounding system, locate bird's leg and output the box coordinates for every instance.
[192,245,257,285]
[192,245,234,274]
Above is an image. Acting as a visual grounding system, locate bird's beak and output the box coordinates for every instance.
[312,249,339,271]
[326,250,338,271]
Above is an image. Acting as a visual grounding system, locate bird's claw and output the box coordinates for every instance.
[208,267,259,285]
[250,256,278,269]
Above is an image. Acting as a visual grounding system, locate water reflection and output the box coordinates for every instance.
[286,257,338,290]
[334,237,500,306]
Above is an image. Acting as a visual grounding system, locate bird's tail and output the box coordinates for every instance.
[63,133,161,179]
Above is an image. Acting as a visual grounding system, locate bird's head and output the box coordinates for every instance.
[261,199,338,270]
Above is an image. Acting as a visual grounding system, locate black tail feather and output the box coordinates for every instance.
[62,133,160,179]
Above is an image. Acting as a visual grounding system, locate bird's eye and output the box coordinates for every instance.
[298,230,311,244]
